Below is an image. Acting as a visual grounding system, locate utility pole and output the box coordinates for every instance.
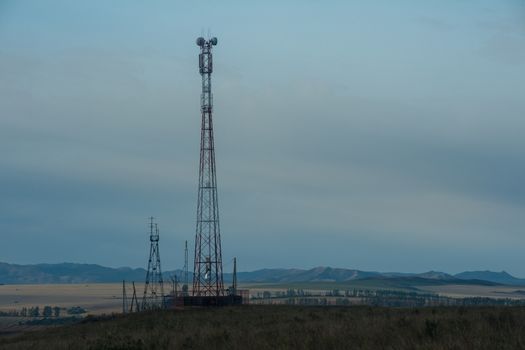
[232,257,237,296]
[184,240,189,288]
[170,274,178,297]
[130,281,139,312]
[122,280,127,314]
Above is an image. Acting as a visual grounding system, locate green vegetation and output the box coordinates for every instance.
[3,305,525,349]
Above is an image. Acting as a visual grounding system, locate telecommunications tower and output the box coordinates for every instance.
[142,217,165,309]
[192,36,224,297]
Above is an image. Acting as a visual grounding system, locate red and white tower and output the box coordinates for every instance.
[192,37,224,297]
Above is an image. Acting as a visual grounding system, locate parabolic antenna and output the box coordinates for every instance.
[210,37,218,46]
[196,37,205,46]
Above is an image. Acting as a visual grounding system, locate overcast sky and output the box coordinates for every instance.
[1,0,525,275]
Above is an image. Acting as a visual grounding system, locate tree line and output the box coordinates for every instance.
[0,306,86,318]
[251,288,525,307]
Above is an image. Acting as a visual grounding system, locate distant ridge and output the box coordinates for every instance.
[454,271,525,286]
[0,262,524,286]
[237,267,380,283]
[236,268,498,286]
[0,262,147,284]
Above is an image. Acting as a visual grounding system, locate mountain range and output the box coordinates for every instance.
[1,262,525,286]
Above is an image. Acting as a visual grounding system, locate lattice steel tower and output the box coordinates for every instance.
[193,36,224,297]
[142,217,165,308]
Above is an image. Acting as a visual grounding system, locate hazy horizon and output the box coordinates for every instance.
[1,1,525,275]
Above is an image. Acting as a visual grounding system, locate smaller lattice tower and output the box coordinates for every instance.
[142,217,165,309]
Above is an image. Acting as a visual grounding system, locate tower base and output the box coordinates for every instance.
[184,295,243,307]
[170,295,243,307]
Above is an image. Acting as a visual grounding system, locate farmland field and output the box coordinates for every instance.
[2,282,525,316]
[0,283,130,315]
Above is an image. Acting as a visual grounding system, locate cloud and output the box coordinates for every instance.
[1,0,524,274]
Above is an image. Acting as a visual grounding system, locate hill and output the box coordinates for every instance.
[1,262,523,286]
[454,271,525,286]
[0,262,147,284]
[236,266,380,283]
[2,306,525,349]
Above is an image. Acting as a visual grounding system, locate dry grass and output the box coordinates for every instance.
[2,305,525,349]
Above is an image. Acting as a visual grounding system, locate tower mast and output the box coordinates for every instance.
[193,36,224,297]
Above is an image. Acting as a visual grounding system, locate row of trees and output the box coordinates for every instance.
[0,306,60,317]
[251,288,525,307]
[0,306,86,318]
[253,288,402,299]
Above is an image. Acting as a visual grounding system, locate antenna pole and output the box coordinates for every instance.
[184,240,189,287]
[130,281,138,312]
[233,257,237,296]
[122,280,127,314]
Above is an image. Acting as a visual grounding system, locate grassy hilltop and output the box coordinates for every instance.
[2,305,525,349]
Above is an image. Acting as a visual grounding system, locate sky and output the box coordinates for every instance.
[1,0,525,275]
